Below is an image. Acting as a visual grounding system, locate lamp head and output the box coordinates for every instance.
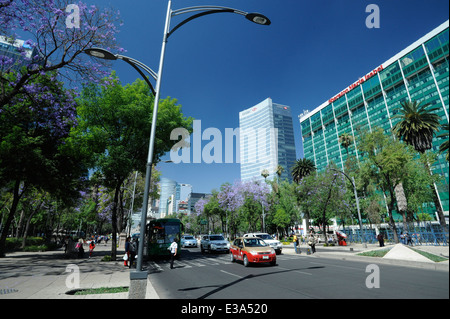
[84,48,118,60]
[245,13,271,26]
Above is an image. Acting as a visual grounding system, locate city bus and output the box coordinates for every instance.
[146,218,183,258]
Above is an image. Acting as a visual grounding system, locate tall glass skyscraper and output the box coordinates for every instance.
[299,20,449,216]
[240,98,297,182]
[0,35,40,72]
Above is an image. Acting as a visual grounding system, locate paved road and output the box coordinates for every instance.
[148,247,449,299]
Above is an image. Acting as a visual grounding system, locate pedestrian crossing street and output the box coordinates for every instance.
[147,253,303,272]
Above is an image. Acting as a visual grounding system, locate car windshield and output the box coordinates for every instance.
[244,238,268,247]
[257,234,273,240]
[209,235,224,241]
[184,236,194,240]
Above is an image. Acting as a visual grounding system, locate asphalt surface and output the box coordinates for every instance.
[147,246,449,299]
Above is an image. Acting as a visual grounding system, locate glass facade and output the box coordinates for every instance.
[240,98,297,182]
[299,20,449,216]
[0,35,40,71]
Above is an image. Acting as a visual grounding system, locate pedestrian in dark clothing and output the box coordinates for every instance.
[76,239,84,258]
[129,238,137,268]
[377,233,385,247]
[406,232,413,246]
[124,237,131,267]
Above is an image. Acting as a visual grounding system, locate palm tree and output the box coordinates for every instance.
[339,133,353,156]
[392,100,446,228]
[261,169,269,181]
[276,165,284,178]
[392,100,441,153]
[438,123,449,162]
[291,158,316,235]
[291,158,316,184]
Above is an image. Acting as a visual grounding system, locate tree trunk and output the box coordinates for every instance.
[394,183,408,231]
[424,160,447,229]
[21,201,44,249]
[0,180,25,257]
[304,210,311,234]
[110,185,121,260]
[388,186,399,244]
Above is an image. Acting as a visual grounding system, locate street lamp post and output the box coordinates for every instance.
[137,1,270,277]
[330,168,366,247]
[85,1,270,298]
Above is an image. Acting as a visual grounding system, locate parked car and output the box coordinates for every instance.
[230,237,276,267]
[181,235,197,248]
[200,234,230,254]
[243,233,283,255]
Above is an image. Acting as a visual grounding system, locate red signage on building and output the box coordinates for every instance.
[328,65,384,104]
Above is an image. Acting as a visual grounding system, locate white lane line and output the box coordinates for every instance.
[220,270,243,279]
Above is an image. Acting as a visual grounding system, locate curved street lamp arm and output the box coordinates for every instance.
[167,5,269,39]
[119,57,156,96]
[118,55,159,81]
[171,5,247,17]
[168,8,234,39]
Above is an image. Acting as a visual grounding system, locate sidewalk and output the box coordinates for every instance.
[0,241,159,299]
[283,242,449,271]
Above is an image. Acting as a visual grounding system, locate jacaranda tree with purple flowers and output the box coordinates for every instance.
[0,0,124,108]
[215,180,271,237]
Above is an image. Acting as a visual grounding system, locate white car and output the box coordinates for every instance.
[181,235,198,248]
[243,233,283,255]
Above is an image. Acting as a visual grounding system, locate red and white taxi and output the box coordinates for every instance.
[229,237,276,267]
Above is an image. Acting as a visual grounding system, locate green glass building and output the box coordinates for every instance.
[299,20,449,220]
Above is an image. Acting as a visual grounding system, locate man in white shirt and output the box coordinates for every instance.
[169,238,178,269]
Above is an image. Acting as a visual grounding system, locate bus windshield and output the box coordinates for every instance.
[150,222,180,244]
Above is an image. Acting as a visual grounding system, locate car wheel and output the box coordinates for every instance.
[201,246,205,254]
[243,255,249,267]
[230,252,235,263]
[270,260,276,266]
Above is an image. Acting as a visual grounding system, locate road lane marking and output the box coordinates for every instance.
[220,270,243,279]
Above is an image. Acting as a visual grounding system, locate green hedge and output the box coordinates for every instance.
[5,237,47,252]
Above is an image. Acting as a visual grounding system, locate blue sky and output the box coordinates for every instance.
[90,0,449,193]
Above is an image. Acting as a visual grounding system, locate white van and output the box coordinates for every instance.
[243,233,282,255]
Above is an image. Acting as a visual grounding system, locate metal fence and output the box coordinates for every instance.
[341,223,449,246]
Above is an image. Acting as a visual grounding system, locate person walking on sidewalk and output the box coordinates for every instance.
[308,234,316,254]
[377,233,385,247]
[128,237,137,268]
[124,237,131,267]
[293,234,300,254]
[89,240,95,258]
[169,238,178,269]
[76,238,84,259]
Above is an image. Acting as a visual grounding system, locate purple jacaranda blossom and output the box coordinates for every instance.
[1,0,125,108]
[218,179,271,213]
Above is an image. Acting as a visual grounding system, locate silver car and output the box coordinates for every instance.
[200,234,230,254]
[181,235,197,248]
